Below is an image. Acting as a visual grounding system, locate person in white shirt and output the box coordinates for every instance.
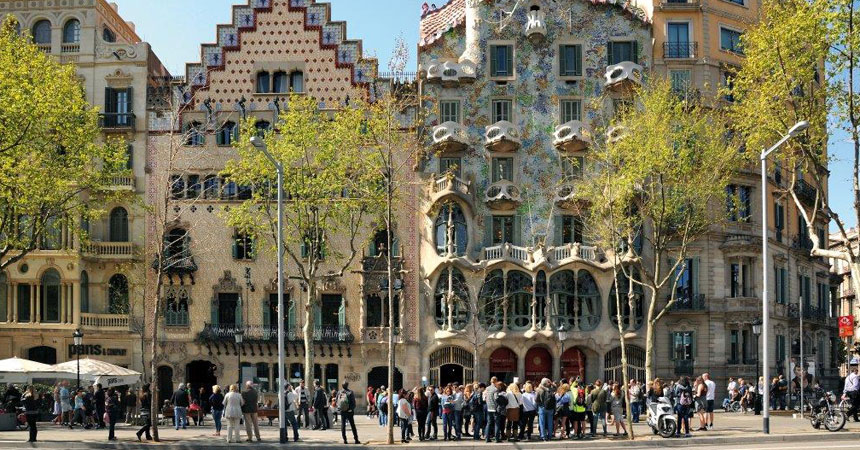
[703,373,716,428]
[283,385,300,442]
[505,383,522,442]
[519,382,537,440]
[222,384,244,444]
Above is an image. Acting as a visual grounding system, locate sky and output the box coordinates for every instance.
[111,0,857,231]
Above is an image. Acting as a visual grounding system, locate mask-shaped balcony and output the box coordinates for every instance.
[604,61,644,92]
[606,125,629,144]
[553,120,591,153]
[554,183,589,211]
[484,121,521,153]
[484,179,522,210]
[425,60,477,87]
[431,121,469,154]
[525,10,547,43]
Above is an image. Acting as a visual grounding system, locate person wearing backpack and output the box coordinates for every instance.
[483,377,498,442]
[590,379,607,437]
[492,382,509,442]
[569,384,587,439]
[337,383,359,444]
[673,376,692,437]
[471,383,486,440]
[535,378,555,441]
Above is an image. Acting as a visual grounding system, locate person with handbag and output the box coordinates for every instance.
[397,389,412,443]
[505,383,522,442]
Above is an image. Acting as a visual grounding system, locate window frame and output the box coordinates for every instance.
[720,26,744,55]
[559,98,582,123]
[608,39,638,65]
[491,98,513,123]
[491,157,514,183]
[488,42,515,80]
[558,43,583,79]
[439,99,461,123]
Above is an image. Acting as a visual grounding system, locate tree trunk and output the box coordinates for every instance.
[303,284,315,389]
[644,289,659,384]
[149,273,164,441]
[614,268,634,440]
[386,163,396,445]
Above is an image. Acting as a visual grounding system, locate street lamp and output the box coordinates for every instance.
[760,120,809,433]
[250,136,287,444]
[72,329,83,390]
[234,329,244,386]
[558,325,568,378]
[752,319,762,415]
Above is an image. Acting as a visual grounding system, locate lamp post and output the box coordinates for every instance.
[250,136,287,444]
[234,329,244,386]
[760,120,809,433]
[72,329,83,390]
[558,325,568,379]
[752,319,762,415]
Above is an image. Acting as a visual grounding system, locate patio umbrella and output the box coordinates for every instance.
[0,357,70,383]
[50,358,141,388]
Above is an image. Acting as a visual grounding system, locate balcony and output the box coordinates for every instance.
[555,183,588,211]
[483,243,531,264]
[484,121,521,153]
[553,120,591,152]
[794,178,818,206]
[606,125,628,143]
[431,121,469,154]
[484,179,522,210]
[429,173,473,209]
[60,43,80,54]
[107,176,135,190]
[787,303,829,323]
[604,61,643,92]
[424,60,477,87]
[197,323,354,344]
[35,43,51,53]
[525,10,547,43]
[153,250,198,276]
[669,294,706,311]
[550,243,601,263]
[80,313,129,331]
[81,242,136,260]
[674,359,695,377]
[791,233,814,255]
[659,0,701,9]
[99,113,136,133]
[663,42,697,59]
[482,242,603,268]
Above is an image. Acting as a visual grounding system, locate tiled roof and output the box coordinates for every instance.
[418,0,650,48]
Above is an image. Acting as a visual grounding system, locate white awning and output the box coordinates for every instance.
[0,357,73,383]
[49,358,141,387]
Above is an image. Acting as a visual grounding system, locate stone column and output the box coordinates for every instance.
[10,282,17,322]
[60,282,66,324]
[72,282,80,327]
[517,351,526,383]
[32,284,38,323]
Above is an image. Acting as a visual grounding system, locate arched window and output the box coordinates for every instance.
[434,203,467,256]
[434,267,470,330]
[551,269,601,331]
[62,19,80,43]
[0,272,7,322]
[102,27,116,43]
[478,270,504,331]
[273,71,288,93]
[40,269,61,323]
[256,71,271,94]
[165,286,189,326]
[290,71,304,93]
[32,20,51,44]
[608,270,644,330]
[507,271,533,331]
[535,270,547,329]
[80,271,89,313]
[108,274,129,314]
[164,228,190,266]
[216,121,238,146]
[575,270,601,331]
[109,207,129,242]
[550,270,575,330]
[185,121,205,146]
[254,120,271,137]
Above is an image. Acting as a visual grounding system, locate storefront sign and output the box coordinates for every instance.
[68,344,127,357]
[839,315,855,338]
[489,347,517,373]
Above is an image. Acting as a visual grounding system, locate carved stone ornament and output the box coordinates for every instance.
[319,274,346,293]
[96,44,138,60]
[214,270,242,293]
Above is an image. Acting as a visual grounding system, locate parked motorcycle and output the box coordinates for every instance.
[809,389,846,432]
[647,397,677,438]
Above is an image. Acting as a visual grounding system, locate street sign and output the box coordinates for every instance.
[838,315,854,337]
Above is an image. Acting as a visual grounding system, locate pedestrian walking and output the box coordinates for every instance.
[106,387,120,441]
[23,386,39,442]
[241,380,261,442]
[296,380,311,428]
[171,382,189,429]
[337,382,360,444]
[135,385,152,441]
[124,388,137,424]
[223,384,243,443]
[312,380,329,430]
[209,385,224,436]
[843,367,859,422]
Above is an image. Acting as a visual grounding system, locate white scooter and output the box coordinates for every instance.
[647,397,678,438]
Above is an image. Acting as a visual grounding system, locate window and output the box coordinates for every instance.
[669,70,691,94]
[301,231,325,260]
[216,121,238,146]
[17,284,30,322]
[726,0,744,5]
[671,331,694,361]
[266,293,294,331]
[608,40,637,65]
[318,294,343,328]
[674,258,698,301]
[729,330,740,363]
[79,271,89,313]
[369,228,399,257]
[561,155,584,180]
[256,72,271,93]
[186,175,200,199]
[221,179,237,199]
[560,99,581,123]
[551,269,602,331]
[492,99,512,123]
[365,293,400,328]
[62,19,80,43]
[254,121,271,138]
[721,70,736,102]
[41,217,61,250]
[232,232,255,260]
[817,282,828,312]
[775,267,788,304]
[557,215,583,245]
[559,44,582,77]
[203,175,219,199]
[108,274,129,314]
[32,20,51,45]
[666,23,690,58]
[165,287,189,327]
[730,262,750,297]
[290,71,304,93]
[40,269,61,323]
[104,88,132,126]
[440,157,461,177]
[0,273,6,322]
[185,121,205,146]
[798,274,812,306]
[491,215,515,245]
[109,207,129,242]
[435,267,470,330]
[720,28,743,54]
[125,144,134,170]
[440,100,461,123]
[489,44,513,77]
[776,334,786,366]
[434,203,468,256]
[273,71,288,93]
[726,185,751,221]
[102,27,116,43]
[774,201,785,242]
[742,329,754,363]
[170,175,185,199]
[491,157,513,182]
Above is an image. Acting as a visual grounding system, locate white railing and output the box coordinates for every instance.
[60,43,80,53]
[80,313,129,329]
[485,243,601,265]
[36,43,52,53]
[433,174,470,196]
[110,176,135,189]
[483,244,530,263]
[579,245,598,261]
[553,245,572,261]
[81,242,135,258]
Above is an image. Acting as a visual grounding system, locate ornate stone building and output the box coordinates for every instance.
[0,0,167,373]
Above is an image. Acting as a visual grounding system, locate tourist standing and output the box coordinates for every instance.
[425,385,439,440]
[628,380,641,423]
[776,374,789,410]
[440,385,453,440]
[483,377,498,442]
[124,388,137,424]
[492,382,508,442]
[223,384,243,443]
[209,385,224,436]
[241,381,260,442]
[59,381,72,427]
[452,385,465,440]
[312,380,328,430]
[413,387,428,441]
[397,389,412,443]
[296,380,310,428]
[609,384,627,437]
[674,376,693,437]
[535,378,554,441]
[283,384,301,442]
[470,383,485,440]
[171,383,189,429]
[135,385,152,441]
[337,382,360,444]
[520,381,536,440]
[703,373,716,428]
[505,382,521,442]
[93,384,105,429]
[23,386,39,442]
[106,387,120,441]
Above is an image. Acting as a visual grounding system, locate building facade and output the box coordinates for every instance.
[830,229,859,373]
[0,0,166,373]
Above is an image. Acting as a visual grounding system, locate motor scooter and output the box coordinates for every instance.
[647,397,677,438]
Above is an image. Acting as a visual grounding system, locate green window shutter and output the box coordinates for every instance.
[559,46,566,76]
[669,332,676,361]
[262,298,270,328]
[632,41,639,64]
[490,46,498,75]
[692,258,700,296]
[236,297,243,327]
[574,45,582,76]
[691,331,697,359]
[105,87,115,113]
[313,303,321,328]
[483,215,494,247]
[301,241,308,258]
[126,86,133,113]
[368,238,377,257]
[553,215,563,246]
[512,215,522,246]
[338,300,346,327]
[211,299,218,325]
[505,46,513,75]
[232,239,239,259]
[607,42,613,65]
[392,236,400,257]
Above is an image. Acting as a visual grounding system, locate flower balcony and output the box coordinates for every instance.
[431,121,469,154]
[525,10,547,43]
[553,120,591,153]
[428,173,474,211]
[484,121,521,153]
[425,60,477,87]
[604,61,644,92]
[484,179,522,210]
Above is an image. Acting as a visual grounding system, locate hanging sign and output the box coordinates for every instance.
[839,315,855,338]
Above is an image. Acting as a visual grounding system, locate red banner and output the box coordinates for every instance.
[839,315,855,338]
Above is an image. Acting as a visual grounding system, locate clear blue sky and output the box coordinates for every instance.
[113,0,856,231]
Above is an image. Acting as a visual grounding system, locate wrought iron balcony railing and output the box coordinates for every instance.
[669,293,706,311]
[99,113,136,132]
[197,323,354,344]
[663,42,697,59]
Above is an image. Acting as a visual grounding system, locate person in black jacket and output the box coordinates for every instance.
[94,384,105,429]
[23,386,39,443]
[337,383,359,444]
[135,385,152,441]
[312,381,329,430]
[426,386,439,440]
[171,383,190,430]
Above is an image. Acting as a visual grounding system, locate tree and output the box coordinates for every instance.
[224,93,386,390]
[578,77,743,384]
[0,16,129,269]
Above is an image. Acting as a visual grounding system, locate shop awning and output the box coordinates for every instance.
[0,357,72,383]
[49,358,141,387]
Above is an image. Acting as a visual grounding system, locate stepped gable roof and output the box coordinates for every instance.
[418,0,650,49]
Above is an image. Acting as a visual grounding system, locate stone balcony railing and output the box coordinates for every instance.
[484,121,521,152]
[80,313,129,330]
[81,241,136,259]
[482,242,602,266]
[553,120,591,152]
[668,294,706,311]
[60,43,80,54]
[484,179,522,210]
[432,173,471,197]
[604,61,644,92]
[424,60,477,86]
[108,176,135,190]
[431,121,469,154]
[197,323,354,344]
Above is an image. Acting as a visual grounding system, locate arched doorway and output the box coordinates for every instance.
[429,346,474,386]
[561,347,586,380]
[28,346,56,365]
[186,360,217,400]
[156,366,174,405]
[488,347,517,384]
[367,366,403,392]
[603,345,646,383]
[524,347,552,383]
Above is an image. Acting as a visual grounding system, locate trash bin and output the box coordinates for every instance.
[0,413,17,431]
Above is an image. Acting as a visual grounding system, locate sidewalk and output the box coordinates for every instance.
[0,411,857,448]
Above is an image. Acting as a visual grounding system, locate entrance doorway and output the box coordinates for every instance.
[440,364,464,386]
[28,346,57,365]
[561,347,586,380]
[524,347,552,383]
[488,347,517,384]
[367,366,403,391]
[186,360,217,401]
[156,366,174,405]
[429,346,474,386]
